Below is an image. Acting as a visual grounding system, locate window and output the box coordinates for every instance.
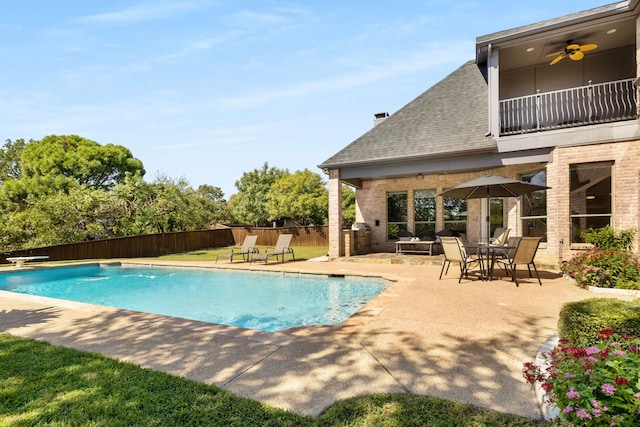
[443,196,467,236]
[414,189,436,239]
[387,192,408,240]
[521,170,547,241]
[570,161,612,243]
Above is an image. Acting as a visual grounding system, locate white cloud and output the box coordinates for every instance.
[76,1,205,25]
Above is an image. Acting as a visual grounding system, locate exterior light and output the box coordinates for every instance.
[416,173,424,180]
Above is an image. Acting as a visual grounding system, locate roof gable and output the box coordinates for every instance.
[319,61,493,169]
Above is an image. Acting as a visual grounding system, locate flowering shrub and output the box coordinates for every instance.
[523,330,640,425]
[561,248,640,290]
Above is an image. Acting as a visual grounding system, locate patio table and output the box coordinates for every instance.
[465,245,513,280]
[395,240,436,255]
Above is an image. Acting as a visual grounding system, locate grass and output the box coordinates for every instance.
[154,246,329,262]
[0,334,550,426]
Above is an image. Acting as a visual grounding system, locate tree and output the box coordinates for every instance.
[0,138,28,183]
[15,186,118,248]
[231,162,287,226]
[342,184,356,227]
[266,169,328,225]
[111,174,226,235]
[0,135,146,208]
[21,134,145,189]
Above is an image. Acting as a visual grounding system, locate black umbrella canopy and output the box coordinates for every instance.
[437,174,549,199]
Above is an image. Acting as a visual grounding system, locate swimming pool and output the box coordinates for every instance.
[0,264,389,332]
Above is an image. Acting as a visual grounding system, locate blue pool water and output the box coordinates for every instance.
[0,264,389,332]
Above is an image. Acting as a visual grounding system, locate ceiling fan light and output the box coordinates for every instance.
[569,51,584,61]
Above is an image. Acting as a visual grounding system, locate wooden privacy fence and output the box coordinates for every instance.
[1,226,328,263]
[230,226,327,247]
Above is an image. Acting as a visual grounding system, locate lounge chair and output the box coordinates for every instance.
[494,236,542,286]
[439,236,480,283]
[215,235,259,263]
[250,234,295,264]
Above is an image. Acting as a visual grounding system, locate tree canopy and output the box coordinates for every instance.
[231,162,287,226]
[21,134,145,189]
[265,169,328,226]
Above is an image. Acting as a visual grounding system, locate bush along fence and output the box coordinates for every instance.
[1,226,328,264]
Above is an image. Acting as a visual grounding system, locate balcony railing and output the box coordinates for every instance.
[499,78,637,136]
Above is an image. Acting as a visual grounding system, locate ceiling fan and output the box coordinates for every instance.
[546,39,598,65]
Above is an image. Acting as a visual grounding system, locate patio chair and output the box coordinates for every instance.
[439,236,480,283]
[479,227,510,247]
[494,236,542,286]
[215,235,259,263]
[250,234,295,264]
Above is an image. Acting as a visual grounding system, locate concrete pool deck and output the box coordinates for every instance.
[0,258,610,419]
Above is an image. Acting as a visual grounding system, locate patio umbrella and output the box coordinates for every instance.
[437,173,549,280]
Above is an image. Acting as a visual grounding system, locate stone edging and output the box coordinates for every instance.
[534,334,560,421]
[563,275,640,298]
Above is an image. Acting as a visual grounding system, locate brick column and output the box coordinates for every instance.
[328,169,343,258]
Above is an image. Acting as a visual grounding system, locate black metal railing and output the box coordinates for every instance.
[500,78,637,135]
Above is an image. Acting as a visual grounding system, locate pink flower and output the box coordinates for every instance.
[601,383,616,395]
[576,408,592,419]
[567,387,580,399]
[565,372,575,379]
[562,405,574,414]
[613,350,626,356]
[586,347,600,356]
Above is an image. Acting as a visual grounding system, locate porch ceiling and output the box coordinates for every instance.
[477,3,637,71]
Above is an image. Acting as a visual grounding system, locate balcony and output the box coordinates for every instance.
[499,78,637,136]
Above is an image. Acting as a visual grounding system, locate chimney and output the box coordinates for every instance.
[373,111,389,126]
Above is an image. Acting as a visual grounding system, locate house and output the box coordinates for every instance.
[318,1,640,267]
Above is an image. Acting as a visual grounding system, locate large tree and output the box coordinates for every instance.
[21,134,145,189]
[0,135,145,207]
[231,162,287,226]
[266,169,328,225]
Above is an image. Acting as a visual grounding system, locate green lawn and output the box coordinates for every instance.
[0,334,549,426]
[155,246,328,262]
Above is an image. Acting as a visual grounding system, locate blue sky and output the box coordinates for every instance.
[2,1,607,197]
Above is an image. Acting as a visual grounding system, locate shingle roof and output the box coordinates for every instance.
[319,61,494,169]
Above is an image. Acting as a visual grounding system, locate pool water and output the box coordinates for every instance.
[0,264,389,332]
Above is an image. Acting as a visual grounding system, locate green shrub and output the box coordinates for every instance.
[581,226,635,251]
[558,298,640,345]
[561,248,640,290]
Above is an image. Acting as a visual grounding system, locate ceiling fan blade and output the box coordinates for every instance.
[578,43,598,52]
[550,54,565,65]
[566,43,580,51]
[546,51,564,57]
[569,51,584,61]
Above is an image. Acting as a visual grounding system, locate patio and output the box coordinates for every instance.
[0,258,602,420]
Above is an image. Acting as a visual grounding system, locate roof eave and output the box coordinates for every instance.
[318,146,495,171]
[476,1,636,51]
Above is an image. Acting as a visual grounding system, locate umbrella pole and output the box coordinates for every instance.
[485,194,491,280]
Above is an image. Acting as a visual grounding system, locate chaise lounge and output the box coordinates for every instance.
[215,235,259,263]
[250,234,295,264]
